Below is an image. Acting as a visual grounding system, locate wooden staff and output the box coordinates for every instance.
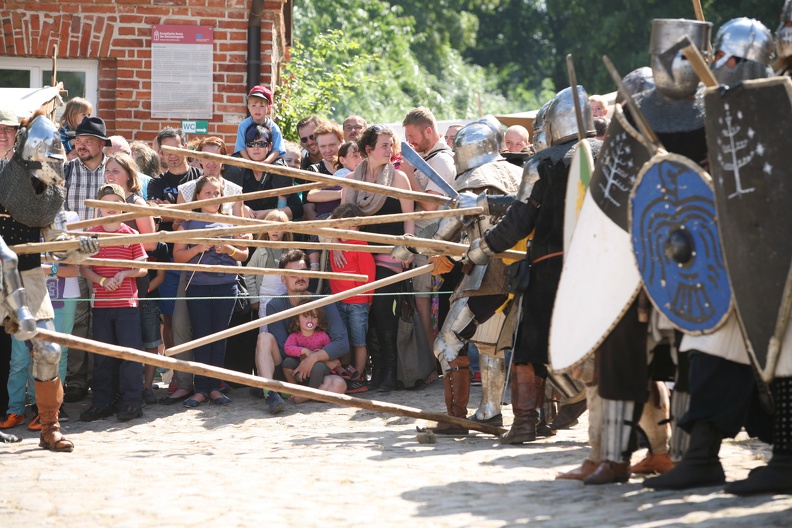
[66,258,367,282]
[13,218,524,261]
[185,238,396,254]
[161,145,450,206]
[678,36,718,88]
[82,199,484,233]
[165,264,433,356]
[35,328,505,436]
[692,0,705,22]
[67,182,325,230]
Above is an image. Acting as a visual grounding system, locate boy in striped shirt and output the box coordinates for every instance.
[79,184,148,422]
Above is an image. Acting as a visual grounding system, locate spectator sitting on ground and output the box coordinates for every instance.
[254,250,348,409]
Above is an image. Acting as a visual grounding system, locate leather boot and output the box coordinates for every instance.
[583,460,631,485]
[501,364,540,445]
[583,398,637,485]
[643,421,725,490]
[726,377,792,495]
[377,331,398,392]
[631,453,674,475]
[34,377,74,452]
[367,330,384,391]
[556,459,599,480]
[432,356,471,435]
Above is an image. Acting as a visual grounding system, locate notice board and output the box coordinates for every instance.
[151,25,214,119]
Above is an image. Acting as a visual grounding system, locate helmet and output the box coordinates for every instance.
[616,67,655,105]
[714,18,774,69]
[16,115,66,184]
[453,117,503,174]
[478,114,505,148]
[777,0,792,62]
[532,101,551,153]
[544,85,594,147]
[649,19,712,100]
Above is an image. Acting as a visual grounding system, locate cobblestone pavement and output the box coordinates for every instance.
[1,379,789,527]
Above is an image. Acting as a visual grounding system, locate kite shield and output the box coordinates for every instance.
[549,106,650,372]
[704,77,792,380]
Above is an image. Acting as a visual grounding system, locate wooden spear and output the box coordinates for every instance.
[67,182,326,230]
[161,145,450,206]
[35,328,505,436]
[64,258,367,282]
[184,238,395,254]
[81,199,484,233]
[165,264,433,356]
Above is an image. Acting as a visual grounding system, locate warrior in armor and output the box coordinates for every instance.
[643,18,778,491]
[466,86,602,444]
[419,116,522,435]
[0,108,99,451]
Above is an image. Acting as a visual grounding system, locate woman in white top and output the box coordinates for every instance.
[244,210,291,331]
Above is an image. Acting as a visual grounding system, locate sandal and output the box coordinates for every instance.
[211,393,232,406]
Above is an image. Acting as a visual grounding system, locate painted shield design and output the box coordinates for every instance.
[630,153,732,334]
[563,138,594,253]
[549,106,650,372]
[704,77,792,378]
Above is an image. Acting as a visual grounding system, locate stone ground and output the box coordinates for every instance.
[1,378,790,527]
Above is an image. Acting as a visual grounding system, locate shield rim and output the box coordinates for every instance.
[629,151,733,335]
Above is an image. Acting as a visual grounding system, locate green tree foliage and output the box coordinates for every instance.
[280,0,783,129]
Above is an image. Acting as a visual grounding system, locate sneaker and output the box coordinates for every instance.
[471,372,482,386]
[59,405,69,423]
[80,406,114,422]
[345,376,368,394]
[264,390,286,415]
[27,414,42,431]
[0,413,25,429]
[142,388,158,405]
[117,405,143,422]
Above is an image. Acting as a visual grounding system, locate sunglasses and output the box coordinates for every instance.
[246,141,270,148]
[299,134,315,144]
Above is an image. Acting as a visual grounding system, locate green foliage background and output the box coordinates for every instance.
[274,0,781,139]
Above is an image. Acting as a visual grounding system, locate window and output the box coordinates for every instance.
[0,57,98,117]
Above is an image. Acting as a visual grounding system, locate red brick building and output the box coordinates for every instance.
[0,0,291,146]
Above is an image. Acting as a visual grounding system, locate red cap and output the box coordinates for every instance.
[247,85,273,104]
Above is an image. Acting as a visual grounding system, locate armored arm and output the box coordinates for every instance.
[41,210,100,262]
[0,236,37,340]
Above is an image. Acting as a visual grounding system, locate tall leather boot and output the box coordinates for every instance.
[501,364,541,444]
[377,330,398,392]
[583,399,636,485]
[643,420,725,490]
[34,377,74,452]
[431,356,471,435]
[726,377,792,495]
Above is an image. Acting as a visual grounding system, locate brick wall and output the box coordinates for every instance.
[0,0,287,146]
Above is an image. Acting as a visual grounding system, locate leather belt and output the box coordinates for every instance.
[532,251,564,264]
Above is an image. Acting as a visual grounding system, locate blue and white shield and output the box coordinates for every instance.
[630,153,732,334]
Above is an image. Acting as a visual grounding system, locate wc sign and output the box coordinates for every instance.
[181,120,209,135]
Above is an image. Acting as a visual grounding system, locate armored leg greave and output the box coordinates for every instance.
[583,399,638,485]
[434,300,476,365]
[669,389,691,462]
[32,319,61,382]
[470,347,505,426]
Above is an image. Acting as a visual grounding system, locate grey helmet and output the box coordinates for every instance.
[713,18,774,86]
[544,85,594,147]
[616,67,655,105]
[649,18,712,100]
[16,114,66,185]
[777,0,792,62]
[454,116,504,174]
[532,101,551,153]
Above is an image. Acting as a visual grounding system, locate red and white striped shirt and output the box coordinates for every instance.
[87,224,147,308]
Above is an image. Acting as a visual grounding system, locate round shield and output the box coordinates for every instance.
[630,153,731,334]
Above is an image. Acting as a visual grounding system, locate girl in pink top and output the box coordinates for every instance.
[284,303,331,358]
